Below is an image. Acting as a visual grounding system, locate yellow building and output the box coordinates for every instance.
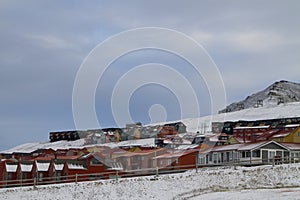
[272,125,300,143]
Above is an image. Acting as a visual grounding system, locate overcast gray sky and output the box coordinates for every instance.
[0,0,300,150]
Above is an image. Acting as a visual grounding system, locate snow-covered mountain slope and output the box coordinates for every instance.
[3,101,300,153]
[183,101,300,133]
[1,164,300,200]
[219,80,300,113]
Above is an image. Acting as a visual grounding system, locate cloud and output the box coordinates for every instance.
[0,0,300,150]
[227,31,288,52]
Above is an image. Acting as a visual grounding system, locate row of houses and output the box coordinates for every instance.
[0,145,197,187]
[2,117,300,187]
[49,122,187,144]
[2,139,300,188]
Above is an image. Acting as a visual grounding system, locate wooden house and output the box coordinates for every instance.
[33,160,51,184]
[62,160,88,182]
[17,161,34,185]
[0,161,18,187]
[77,152,110,180]
[48,159,65,182]
[271,124,300,143]
[157,126,178,138]
[197,141,292,166]
[114,148,160,171]
[152,149,199,170]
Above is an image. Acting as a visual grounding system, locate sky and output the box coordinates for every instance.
[0,0,300,150]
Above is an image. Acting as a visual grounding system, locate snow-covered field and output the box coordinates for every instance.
[1,163,300,200]
[191,188,300,200]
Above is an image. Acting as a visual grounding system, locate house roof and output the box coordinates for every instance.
[234,125,270,130]
[207,141,290,153]
[229,136,251,143]
[210,143,246,152]
[153,149,198,159]
[54,163,64,171]
[265,128,294,139]
[5,163,18,172]
[285,124,300,128]
[109,162,123,170]
[238,141,289,151]
[66,161,86,170]
[36,161,50,172]
[174,144,199,150]
[280,143,300,150]
[20,163,33,172]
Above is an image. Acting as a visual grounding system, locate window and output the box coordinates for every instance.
[22,173,27,180]
[38,173,43,182]
[167,159,172,165]
[269,151,276,159]
[7,173,12,180]
[90,158,103,166]
[153,160,157,167]
[252,150,261,157]
[240,151,250,158]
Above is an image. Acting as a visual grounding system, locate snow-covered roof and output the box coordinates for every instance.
[211,144,245,152]
[175,144,199,150]
[21,164,33,172]
[234,125,270,130]
[54,163,64,171]
[238,141,289,151]
[109,162,123,170]
[280,143,300,150]
[272,132,291,138]
[67,163,86,170]
[36,161,50,172]
[285,124,300,128]
[5,163,18,172]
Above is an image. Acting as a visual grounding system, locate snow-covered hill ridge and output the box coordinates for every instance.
[177,101,300,133]
[1,164,300,200]
[219,80,300,113]
[3,101,300,153]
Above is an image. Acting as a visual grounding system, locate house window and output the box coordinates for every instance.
[252,150,261,157]
[38,173,43,182]
[153,160,157,167]
[90,158,102,166]
[240,151,250,158]
[22,173,27,180]
[7,173,12,180]
[213,153,218,163]
[167,159,172,165]
[269,151,276,159]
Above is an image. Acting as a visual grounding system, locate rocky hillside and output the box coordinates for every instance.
[219,80,300,113]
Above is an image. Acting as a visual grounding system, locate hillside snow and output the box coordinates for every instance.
[2,101,300,153]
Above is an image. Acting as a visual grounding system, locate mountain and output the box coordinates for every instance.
[219,80,300,113]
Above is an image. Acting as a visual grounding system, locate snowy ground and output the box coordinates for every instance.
[1,163,300,200]
[191,188,300,200]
